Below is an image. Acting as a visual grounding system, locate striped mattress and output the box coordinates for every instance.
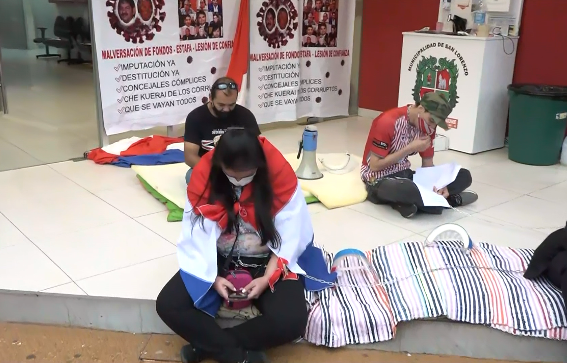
[303,241,567,347]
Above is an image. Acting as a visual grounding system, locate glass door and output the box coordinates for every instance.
[0,0,100,171]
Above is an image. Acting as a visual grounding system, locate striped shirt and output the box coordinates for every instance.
[360,107,434,184]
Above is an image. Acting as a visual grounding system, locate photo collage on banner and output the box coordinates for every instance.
[91,0,238,135]
[178,0,224,40]
[301,0,338,47]
[248,0,354,123]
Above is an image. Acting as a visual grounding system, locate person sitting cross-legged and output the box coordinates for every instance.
[183,77,260,184]
[157,128,335,363]
[360,92,478,218]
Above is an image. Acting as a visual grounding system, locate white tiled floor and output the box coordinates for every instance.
[1,116,566,301]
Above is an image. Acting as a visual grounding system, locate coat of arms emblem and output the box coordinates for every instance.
[412,56,459,108]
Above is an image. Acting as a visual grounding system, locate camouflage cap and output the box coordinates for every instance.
[420,92,453,131]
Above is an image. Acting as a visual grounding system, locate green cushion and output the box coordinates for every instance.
[305,195,319,204]
[136,174,321,222]
[137,175,184,222]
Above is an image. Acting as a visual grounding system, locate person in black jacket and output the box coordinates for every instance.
[524,222,567,310]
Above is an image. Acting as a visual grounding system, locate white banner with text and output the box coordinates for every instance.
[248,0,354,123]
[91,0,239,134]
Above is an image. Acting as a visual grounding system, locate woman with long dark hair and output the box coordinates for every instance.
[156,128,336,363]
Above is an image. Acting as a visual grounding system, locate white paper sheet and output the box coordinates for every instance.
[414,163,462,190]
[413,163,462,208]
[414,183,451,208]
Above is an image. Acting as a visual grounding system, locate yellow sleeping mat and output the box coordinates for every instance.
[132,153,367,214]
[283,153,367,209]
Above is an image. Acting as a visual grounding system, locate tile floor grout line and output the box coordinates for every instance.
[459,193,525,215]
[469,179,524,194]
[132,221,179,247]
[471,179,538,195]
[473,175,567,197]
[528,186,567,201]
[2,163,177,289]
[466,213,524,229]
[38,282,70,292]
[2,165,172,294]
[526,179,567,195]
[346,205,471,236]
[39,281,88,295]
[72,252,177,286]
[46,162,177,246]
[348,206,432,236]
[0,210,79,292]
[469,210,551,236]
[528,194,567,207]
[46,162,136,219]
[131,212,181,247]
[510,195,567,230]
[0,133,44,161]
[136,210,171,218]
[484,192,565,223]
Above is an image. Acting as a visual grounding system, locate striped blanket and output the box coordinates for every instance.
[304,241,567,347]
[305,254,396,346]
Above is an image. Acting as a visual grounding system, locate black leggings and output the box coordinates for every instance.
[156,271,308,362]
[366,168,472,214]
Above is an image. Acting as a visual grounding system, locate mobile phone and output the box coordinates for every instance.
[228,290,248,300]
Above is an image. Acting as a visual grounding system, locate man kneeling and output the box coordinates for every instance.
[360,92,477,218]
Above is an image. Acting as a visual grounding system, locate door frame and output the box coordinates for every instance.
[0,46,8,114]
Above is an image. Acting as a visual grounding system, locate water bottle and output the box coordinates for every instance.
[473,0,487,25]
[472,0,488,36]
[561,136,567,166]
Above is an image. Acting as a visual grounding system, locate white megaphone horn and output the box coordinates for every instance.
[295,125,323,180]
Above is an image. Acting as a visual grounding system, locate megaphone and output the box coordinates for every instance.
[295,125,323,180]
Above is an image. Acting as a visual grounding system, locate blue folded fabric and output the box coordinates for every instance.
[111,149,185,168]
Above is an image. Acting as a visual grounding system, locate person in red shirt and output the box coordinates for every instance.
[360,92,477,218]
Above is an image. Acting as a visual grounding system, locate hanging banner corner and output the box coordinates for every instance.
[90,0,240,135]
[248,0,355,124]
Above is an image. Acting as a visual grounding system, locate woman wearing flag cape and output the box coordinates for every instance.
[156,128,336,363]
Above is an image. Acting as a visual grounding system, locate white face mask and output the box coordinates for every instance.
[225,172,256,187]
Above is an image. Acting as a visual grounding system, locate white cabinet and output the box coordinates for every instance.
[485,0,511,12]
[398,32,519,154]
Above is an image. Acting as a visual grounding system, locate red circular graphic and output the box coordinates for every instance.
[211,67,217,74]
[106,0,166,43]
[256,0,299,49]
[186,56,193,64]
[306,60,311,67]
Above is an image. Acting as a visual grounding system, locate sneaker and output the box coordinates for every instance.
[180,343,205,363]
[448,191,478,207]
[392,203,418,218]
